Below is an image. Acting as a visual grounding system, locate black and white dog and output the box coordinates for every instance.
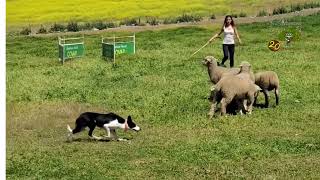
[67,112,141,141]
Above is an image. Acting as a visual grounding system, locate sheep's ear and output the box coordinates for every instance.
[255,85,262,91]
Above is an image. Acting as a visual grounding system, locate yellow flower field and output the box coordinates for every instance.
[6,0,309,26]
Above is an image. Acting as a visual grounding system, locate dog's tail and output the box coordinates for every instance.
[67,125,73,133]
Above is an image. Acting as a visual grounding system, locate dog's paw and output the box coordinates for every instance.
[89,135,103,140]
[117,138,128,142]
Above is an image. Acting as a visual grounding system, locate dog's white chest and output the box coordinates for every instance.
[103,119,124,129]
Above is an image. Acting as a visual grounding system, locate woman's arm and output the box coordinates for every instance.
[234,27,242,44]
[209,27,223,42]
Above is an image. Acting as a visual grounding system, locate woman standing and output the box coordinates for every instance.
[209,15,242,68]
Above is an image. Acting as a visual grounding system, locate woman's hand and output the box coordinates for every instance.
[209,34,218,42]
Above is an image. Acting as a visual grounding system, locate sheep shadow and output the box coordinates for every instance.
[253,103,266,108]
[213,105,243,116]
[206,96,244,116]
[253,103,277,109]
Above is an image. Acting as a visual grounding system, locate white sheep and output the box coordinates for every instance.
[208,85,243,115]
[202,56,240,84]
[208,62,261,118]
[203,56,241,114]
[254,71,280,108]
[237,61,255,83]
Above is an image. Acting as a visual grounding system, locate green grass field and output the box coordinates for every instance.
[6,0,312,27]
[6,13,320,179]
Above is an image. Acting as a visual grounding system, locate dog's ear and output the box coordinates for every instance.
[127,115,132,121]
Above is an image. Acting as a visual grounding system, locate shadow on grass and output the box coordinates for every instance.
[65,137,111,143]
[65,137,132,143]
[253,103,278,108]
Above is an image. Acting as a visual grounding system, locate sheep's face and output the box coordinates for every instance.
[240,64,251,73]
[202,56,217,66]
[239,61,251,72]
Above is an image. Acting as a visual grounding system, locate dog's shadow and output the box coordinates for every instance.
[69,138,110,142]
[66,137,131,143]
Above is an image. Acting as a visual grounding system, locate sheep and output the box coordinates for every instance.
[202,55,241,114]
[208,62,261,118]
[254,71,280,108]
[208,76,260,117]
[237,61,255,83]
[208,85,242,115]
[202,56,240,84]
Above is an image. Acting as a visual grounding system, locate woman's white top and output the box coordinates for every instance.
[223,25,235,44]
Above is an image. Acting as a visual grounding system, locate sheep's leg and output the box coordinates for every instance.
[240,100,248,115]
[243,99,248,112]
[254,91,260,105]
[275,88,280,105]
[247,96,255,115]
[208,89,219,119]
[208,101,217,119]
[208,85,215,101]
[263,89,270,108]
[220,97,232,116]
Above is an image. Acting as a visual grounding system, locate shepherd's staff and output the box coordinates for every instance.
[190,37,220,58]
[237,40,243,61]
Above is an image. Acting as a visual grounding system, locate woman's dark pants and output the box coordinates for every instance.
[221,44,235,67]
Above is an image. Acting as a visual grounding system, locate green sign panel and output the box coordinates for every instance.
[59,43,84,61]
[115,42,135,55]
[102,42,135,58]
[101,35,135,63]
[58,36,85,64]
[102,43,114,59]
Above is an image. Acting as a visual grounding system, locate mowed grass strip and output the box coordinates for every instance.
[6,14,320,179]
[6,0,310,26]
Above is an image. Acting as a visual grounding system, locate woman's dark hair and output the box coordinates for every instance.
[224,15,235,27]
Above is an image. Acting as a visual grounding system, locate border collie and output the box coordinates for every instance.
[67,112,140,141]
